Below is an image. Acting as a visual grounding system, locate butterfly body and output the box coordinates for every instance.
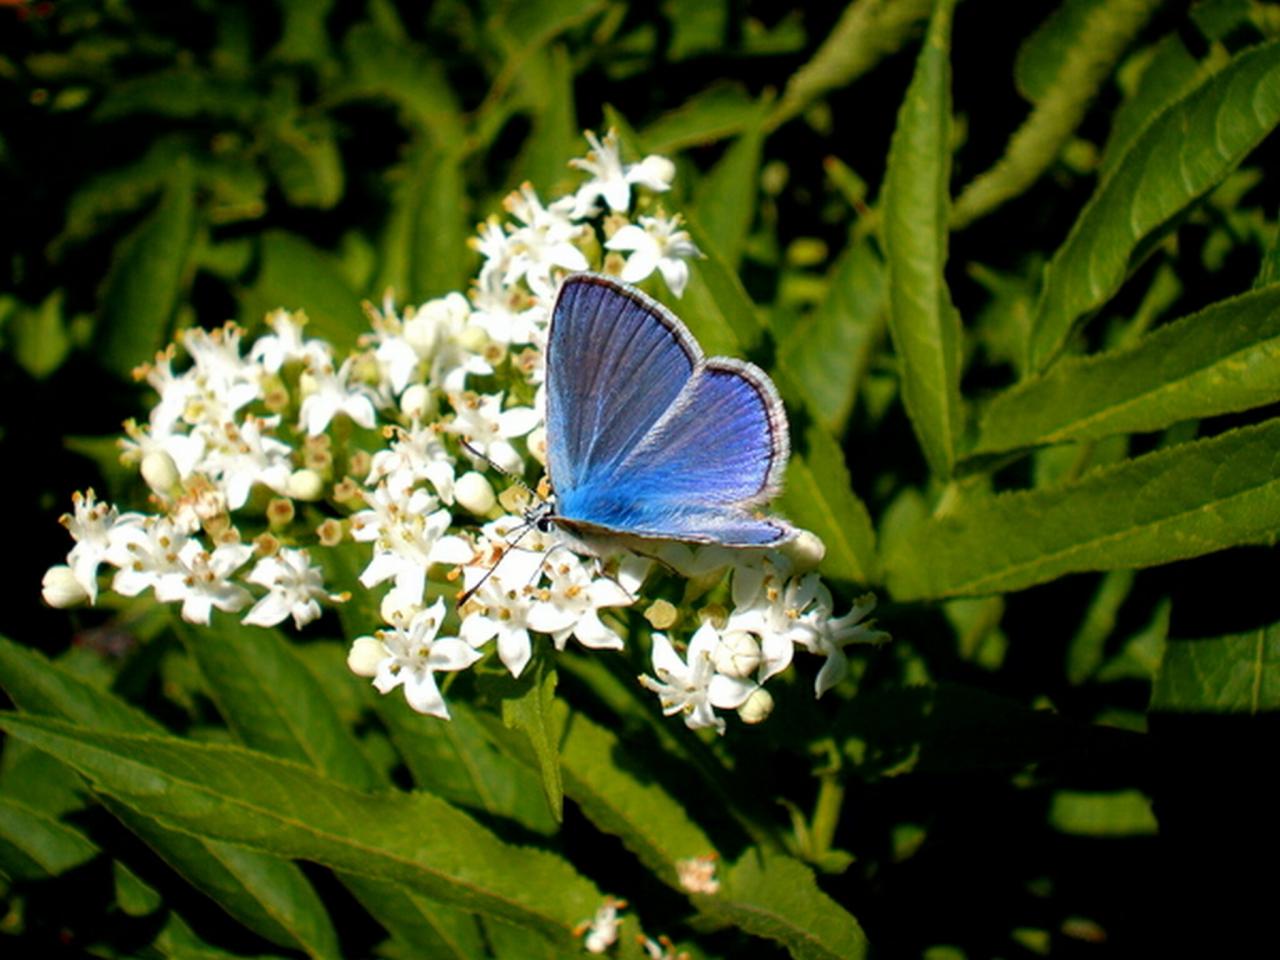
[542,273,794,548]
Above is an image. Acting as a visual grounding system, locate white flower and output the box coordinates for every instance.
[566,129,675,219]
[639,622,756,735]
[397,293,493,394]
[59,490,144,604]
[606,212,702,297]
[444,391,540,475]
[120,418,205,482]
[459,570,539,678]
[726,565,822,682]
[801,590,889,698]
[469,270,547,346]
[243,548,341,629]
[179,325,261,423]
[579,897,626,955]
[204,415,294,510]
[249,309,330,373]
[502,183,589,298]
[350,483,473,606]
[366,421,457,504]
[153,539,254,625]
[106,515,190,598]
[527,553,632,652]
[298,356,379,435]
[676,855,720,895]
[362,598,482,718]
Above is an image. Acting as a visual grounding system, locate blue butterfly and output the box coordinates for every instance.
[535,272,794,549]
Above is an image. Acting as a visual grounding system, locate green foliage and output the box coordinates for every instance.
[8,1,1280,956]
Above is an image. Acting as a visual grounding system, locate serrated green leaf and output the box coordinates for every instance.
[678,215,764,355]
[888,418,1280,600]
[494,656,565,823]
[1102,33,1204,178]
[1151,622,1280,713]
[777,424,878,585]
[0,794,99,879]
[0,714,601,947]
[691,114,767,271]
[641,85,762,153]
[0,636,340,957]
[882,0,963,478]
[97,159,196,377]
[975,285,1280,455]
[776,239,886,435]
[1029,39,1280,370]
[241,231,366,350]
[174,616,380,790]
[559,711,715,889]
[696,847,868,960]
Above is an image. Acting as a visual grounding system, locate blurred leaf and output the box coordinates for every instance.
[266,115,344,209]
[1014,0,1110,103]
[1151,622,1280,713]
[975,285,1280,455]
[559,710,716,889]
[337,24,464,139]
[1096,596,1169,683]
[882,0,963,478]
[1048,789,1158,836]
[692,108,767,270]
[1257,217,1280,288]
[696,847,868,960]
[778,424,878,585]
[495,655,565,823]
[271,0,335,64]
[678,215,764,354]
[0,794,99,879]
[0,713,601,948]
[1029,39,1280,370]
[97,158,196,377]
[1102,33,1204,177]
[0,636,340,956]
[93,70,258,123]
[1065,570,1136,685]
[10,290,71,379]
[777,238,886,435]
[641,85,763,153]
[510,44,581,197]
[241,231,366,350]
[665,1,727,60]
[889,418,1280,600]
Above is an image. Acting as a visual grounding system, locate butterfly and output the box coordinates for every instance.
[532,272,794,551]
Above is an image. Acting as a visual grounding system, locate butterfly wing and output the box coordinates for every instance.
[547,274,793,548]
[545,274,700,495]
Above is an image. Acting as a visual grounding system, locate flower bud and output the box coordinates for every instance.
[286,468,325,501]
[42,565,89,608]
[455,471,497,515]
[402,312,437,355]
[140,450,181,496]
[711,630,761,679]
[644,599,678,630]
[526,426,548,465]
[737,686,774,725]
[781,528,826,572]
[457,323,489,354]
[400,383,435,421]
[347,636,387,677]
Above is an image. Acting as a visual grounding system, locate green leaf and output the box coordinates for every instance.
[241,231,367,350]
[492,656,566,823]
[174,616,380,790]
[10,290,71,379]
[1151,622,1280,713]
[0,714,601,948]
[887,418,1280,600]
[265,115,344,209]
[692,117,766,271]
[0,636,340,957]
[0,794,99,879]
[1065,570,1136,685]
[974,285,1280,455]
[882,0,963,478]
[93,69,258,124]
[697,847,868,960]
[1014,0,1109,103]
[1028,39,1280,369]
[678,215,765,355]
[1101,33,1204,178]
[97,159,196,377]
[776,238,887,435]
[1257,216,1280,288]
[559,711,716,889]
[640,85,762,153]
[1048,789,1158,836]
[510,44,581,198]
[337,24,463,139]
[777,423,878,585]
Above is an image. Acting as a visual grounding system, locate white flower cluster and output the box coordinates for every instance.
[44,129,885,731]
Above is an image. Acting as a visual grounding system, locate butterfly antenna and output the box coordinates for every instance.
[456,520,537,607]
[459,438,541,502]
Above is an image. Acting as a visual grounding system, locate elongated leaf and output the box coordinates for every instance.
[778,424,878,585]
[1066,570,1136,685]
[1014,0,1109,103]
[559,711,715,888]
[1048,789,1158,836]
[888,418,1280,600]
[0,715,601,947]
[777,238,887,435]
[640,85,761,153]
[337,25,463,139]
[265,116,344,209]
[0,636,340,957]
[1028,39,1280,369]
[493,656,565,823]
[0,794,99,878]
[679,215,764,355]
[692,118,765,271]
[511,44,580,197]
[882,0,963,477]
[1101,32,1203,177]
[174,617,379,790]
[696,847,868,960]
[97,159,196,376]
[1151,623,1280,713]
[975,285,1280,454]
